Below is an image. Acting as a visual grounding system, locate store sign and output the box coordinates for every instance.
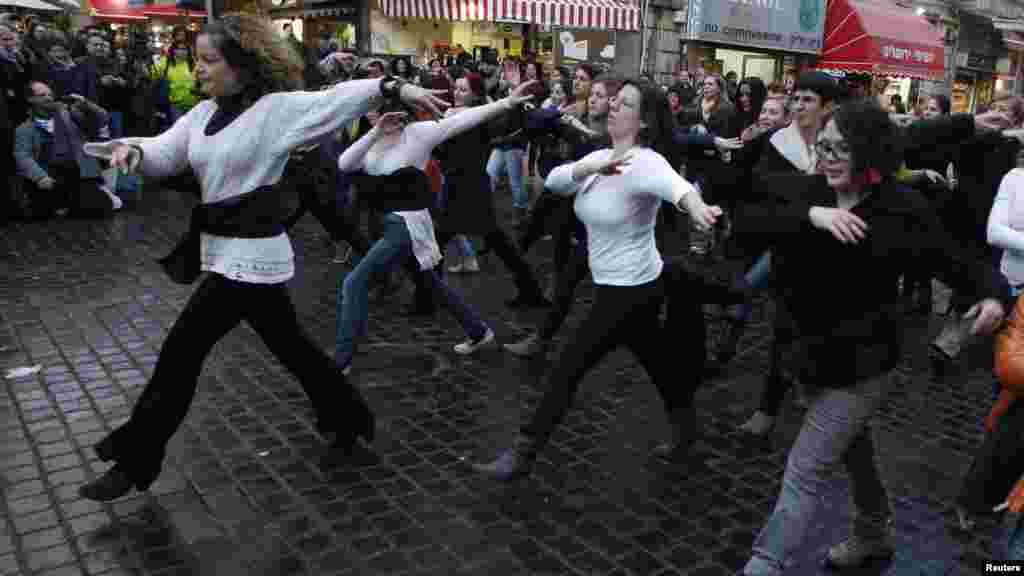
[687,0,826,54]
[879,43,940,65]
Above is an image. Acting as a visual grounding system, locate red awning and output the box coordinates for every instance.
[88,0,204,21]
[815,0,945,81]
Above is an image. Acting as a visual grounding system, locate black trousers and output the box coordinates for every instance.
[539,241,589,340]
[662,257,750,414]
[99,274,372,485]
[523,278,677,443]
[22,171,113,219]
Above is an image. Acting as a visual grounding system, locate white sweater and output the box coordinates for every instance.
[337,99,515,270]
[988,168,1024,287]
[546,147,696,286]
[117,79,384,283]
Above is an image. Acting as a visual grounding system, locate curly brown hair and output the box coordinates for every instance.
[200,13,304,104]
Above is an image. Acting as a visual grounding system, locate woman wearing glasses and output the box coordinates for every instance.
[76,13,451,502]
[735,99,1010,574]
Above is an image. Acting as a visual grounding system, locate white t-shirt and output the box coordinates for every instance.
[545,147,696,286]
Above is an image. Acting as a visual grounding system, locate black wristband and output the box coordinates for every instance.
[379,76,405,102]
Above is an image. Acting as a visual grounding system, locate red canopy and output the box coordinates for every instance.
[815,0,945,81]
[89,0,204,21]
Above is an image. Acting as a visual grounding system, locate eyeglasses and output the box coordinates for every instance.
[814,139,851,162]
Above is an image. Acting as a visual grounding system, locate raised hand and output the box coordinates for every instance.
[110,143,142,174]
[398,84,450,119]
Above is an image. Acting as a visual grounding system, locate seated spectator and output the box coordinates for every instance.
[13,81,121,219]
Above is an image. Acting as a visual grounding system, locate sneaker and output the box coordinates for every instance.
[503,333,545,357]
[824,531,894,569]
[454,328,496,355]
[447,260,464,273]
[462,257,480,273]
[738,411,776,436]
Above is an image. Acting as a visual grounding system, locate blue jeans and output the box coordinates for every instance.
[108,111,124,139]
[334,214,489,368]
[999,515,1024,560]
[487,148,527,209]
[449,235,476,258]
[734,251,772,323]
[744,375,890,575]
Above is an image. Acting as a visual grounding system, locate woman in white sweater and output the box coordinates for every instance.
[989,168,1024,297]
[334,80,538,373]
[474,79,721,481]
[77,14,450,502]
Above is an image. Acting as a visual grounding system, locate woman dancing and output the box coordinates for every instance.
[77,14,450,502]
[425,71,549,308]
[735,99,1008,574]
[474,79,721,481]
[333,79,539,374]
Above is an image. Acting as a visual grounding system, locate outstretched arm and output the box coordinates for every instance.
[412,80,540,150]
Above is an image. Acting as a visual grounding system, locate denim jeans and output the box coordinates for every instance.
[108,111,124,139]
[487,148,527,209]
[335,214,489,369]
[448,235,476,258]
[744,374,891,575]
[999,515,1024,560]
[734,251,772,323]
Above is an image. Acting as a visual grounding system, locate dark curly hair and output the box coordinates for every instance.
[621,78,678,167]
[831,98,904,181]
[199,13,304,107]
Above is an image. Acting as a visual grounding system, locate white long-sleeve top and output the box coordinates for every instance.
[546,147,696,286]
[338,99,513,270]
[105,78,384,283]
[988,168,1024,286]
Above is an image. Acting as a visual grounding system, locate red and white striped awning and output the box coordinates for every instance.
[380,0,639,31]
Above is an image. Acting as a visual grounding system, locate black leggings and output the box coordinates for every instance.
[523,278,678,443]
[98,274,372,485]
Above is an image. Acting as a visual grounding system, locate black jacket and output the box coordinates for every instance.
[736,174,1011,388]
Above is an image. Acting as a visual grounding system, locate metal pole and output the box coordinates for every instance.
[205,0,214,21]
[639,0,649,75]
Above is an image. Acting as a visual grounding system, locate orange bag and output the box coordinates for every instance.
[995,295,1024,395]
[991,295,1024,431]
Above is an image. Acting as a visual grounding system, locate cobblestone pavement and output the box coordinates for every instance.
[0,185,1010,576]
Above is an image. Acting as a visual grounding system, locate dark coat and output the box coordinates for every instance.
[435,117,497,235]
[736,174,1011,388]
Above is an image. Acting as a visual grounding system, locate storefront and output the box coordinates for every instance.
[954,10,1005,113]
[377,0,637,63]
[815,0,944,111]
[87,0,203,25]
[270,0,359,50]
[1002,32,1024,96]
[684,0,827,84]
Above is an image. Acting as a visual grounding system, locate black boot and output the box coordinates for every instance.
[79,462,158,502]
[651,408,696,461]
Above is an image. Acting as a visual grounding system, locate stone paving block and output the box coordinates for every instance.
[2,191,1017,575]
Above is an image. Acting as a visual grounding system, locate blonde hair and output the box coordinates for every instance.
[201,13,304,101]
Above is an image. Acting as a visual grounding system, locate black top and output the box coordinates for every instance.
[737,174,1011,388]
[351,167,435,214]
[434,119,497,233]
